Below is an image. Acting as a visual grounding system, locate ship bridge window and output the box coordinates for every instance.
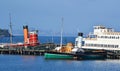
[89,35,96,38]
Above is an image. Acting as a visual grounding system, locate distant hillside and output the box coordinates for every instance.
[0,29,10,37]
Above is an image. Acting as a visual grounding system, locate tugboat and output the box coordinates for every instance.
[0,25,40,48]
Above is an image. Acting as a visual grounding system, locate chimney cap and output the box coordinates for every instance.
[23,25,28,29]
[78,32,83,36]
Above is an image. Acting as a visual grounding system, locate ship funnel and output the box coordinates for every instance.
[75,32,83,48]
[23,25,29,43]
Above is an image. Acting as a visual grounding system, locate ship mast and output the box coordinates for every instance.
[9,13,12,44]
[51,32,54,43]
[60,17,63,48]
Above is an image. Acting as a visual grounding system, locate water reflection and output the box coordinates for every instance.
[22,55,36,61]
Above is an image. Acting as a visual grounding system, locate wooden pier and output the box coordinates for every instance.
[0,49,45,56]
[0,47,120,59]
[0,43,56,56]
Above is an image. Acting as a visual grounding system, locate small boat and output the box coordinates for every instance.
[44,52,106,60]
[44,52,74,59]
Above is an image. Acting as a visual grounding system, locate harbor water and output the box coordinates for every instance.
[0,55,120,71]
[0,36,120,71]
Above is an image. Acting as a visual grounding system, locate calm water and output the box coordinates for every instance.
[0,36,120,71]
[0,55,120,71]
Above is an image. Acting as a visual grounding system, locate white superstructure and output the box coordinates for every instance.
[75,25,120,51]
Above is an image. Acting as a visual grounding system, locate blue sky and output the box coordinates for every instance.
[0,0,120,36]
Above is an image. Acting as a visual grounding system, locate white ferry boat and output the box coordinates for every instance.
[75,25,120,51]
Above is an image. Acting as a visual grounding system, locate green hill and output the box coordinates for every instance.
[0,29,10,37]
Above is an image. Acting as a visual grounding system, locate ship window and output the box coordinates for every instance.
[113,45,115,48]
[107,36,109,39]
[104,45,107,47]
[114,45,118,48]
[102,36,104,38]
[112,37,113,39]
[75,41,78,46]
[98,44,100,47]
[111,45,114,47]
[101,36,103,38]
[100,44,103,47]
[101,44,103,47]
[95,44,97,46]
[98,36,100,38]
[114,37,115,39]
[91,44,93,46]
[88,44,90,46]
[87,44,89,46]
[86,44,88,46]
[116,37,119,39]
[108,45,110,47]
[112,36,114,39]
[91,44,94,46]
[89,44,91,46]
[110,36,111,39]
[96,44,98,47]
[105,36,107,38]
[116,45,119,48]
[106,45,108,47]
[109,45,112,47]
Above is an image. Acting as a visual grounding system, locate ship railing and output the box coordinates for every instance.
[85,38,97,40]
